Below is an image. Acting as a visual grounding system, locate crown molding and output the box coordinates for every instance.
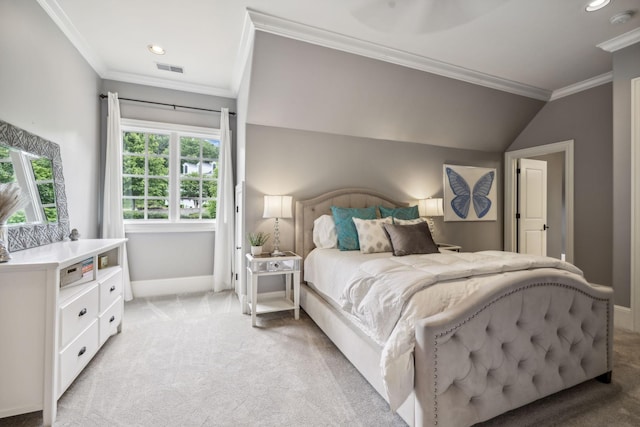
[37,0,107,76]
[246,8,551,101]
[103,70,235,99]
[597,27,640,52]
[549,71,613,101]
[230,11,257,95]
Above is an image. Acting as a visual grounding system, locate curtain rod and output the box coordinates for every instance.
[98,94,236,115]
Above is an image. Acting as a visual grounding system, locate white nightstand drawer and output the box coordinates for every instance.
[99,268,122,312]
[59,320,99,396]
[59,284,99,348]
[99,297,122,346]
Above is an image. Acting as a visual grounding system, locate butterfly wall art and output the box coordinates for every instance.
[443,165,497,221]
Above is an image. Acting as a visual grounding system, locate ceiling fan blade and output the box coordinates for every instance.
[351,0,511,34]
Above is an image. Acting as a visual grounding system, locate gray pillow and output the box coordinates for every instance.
[382,221,439,256]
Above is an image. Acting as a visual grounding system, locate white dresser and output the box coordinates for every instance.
[0,238,126,426]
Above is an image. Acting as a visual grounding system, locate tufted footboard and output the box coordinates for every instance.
[414,272,613,427]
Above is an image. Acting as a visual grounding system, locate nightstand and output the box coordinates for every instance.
[245,251,301,327]
[437,243,462,252]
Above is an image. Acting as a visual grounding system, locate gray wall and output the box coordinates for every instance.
[125,232,215,280]
[245,124,503,263]
[247,32,545,152]
[507,84,613,295]
[0,0,102,238]
[242,32,548,294]
[101,80,237,282]
[612,42,640,308]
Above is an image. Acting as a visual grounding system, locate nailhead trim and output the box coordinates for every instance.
[431,282,611,426]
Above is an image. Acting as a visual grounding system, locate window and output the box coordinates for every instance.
[179,136,218,220]
[120,119,220,229]
[0,146,56,224]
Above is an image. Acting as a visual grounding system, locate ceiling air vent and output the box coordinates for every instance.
[156,63,184,74]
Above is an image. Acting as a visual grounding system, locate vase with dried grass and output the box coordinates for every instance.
[0,183,29,262]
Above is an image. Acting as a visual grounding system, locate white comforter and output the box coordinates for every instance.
[337,250,585,410]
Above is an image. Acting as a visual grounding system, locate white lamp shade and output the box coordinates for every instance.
[263,195,293,219]
[419,198,444,217]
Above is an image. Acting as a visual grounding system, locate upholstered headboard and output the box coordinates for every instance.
[294,188,409,262]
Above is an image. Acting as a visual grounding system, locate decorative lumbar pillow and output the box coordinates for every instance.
[353,217,393,254]
[313,214,337,249]
[382,221,439,256]
[331,206,377,251]
[392,217,426,225]
[379,205,420,221]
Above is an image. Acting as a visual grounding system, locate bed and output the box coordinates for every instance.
[294,188,613,427]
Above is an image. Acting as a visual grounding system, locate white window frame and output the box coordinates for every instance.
[120,119,221,234]
[2,149,55,223]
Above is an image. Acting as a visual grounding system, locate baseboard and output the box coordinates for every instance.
[132,275,213,298]
[614,304,633,331]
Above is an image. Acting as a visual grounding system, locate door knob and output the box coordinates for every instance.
[543,224,549,231]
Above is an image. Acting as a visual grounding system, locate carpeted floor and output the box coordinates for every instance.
[1,291,639,427]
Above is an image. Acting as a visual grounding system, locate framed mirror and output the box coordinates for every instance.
[0,119,69,251]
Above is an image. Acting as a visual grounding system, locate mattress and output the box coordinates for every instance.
[304,248,390,308]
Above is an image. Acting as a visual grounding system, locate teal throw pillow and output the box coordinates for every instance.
[331,206,377,251]
[379,205,419,221]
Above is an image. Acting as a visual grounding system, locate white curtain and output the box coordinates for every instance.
[104,92,133,301]
[213,108,234,292]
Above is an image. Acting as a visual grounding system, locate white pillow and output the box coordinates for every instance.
[313,215,337,249]
[352,217,393,254]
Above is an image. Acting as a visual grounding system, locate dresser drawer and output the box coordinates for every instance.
[99,296,122,346]
[99,268,122,312]
[59,320,99,396]
[59,284,99,349]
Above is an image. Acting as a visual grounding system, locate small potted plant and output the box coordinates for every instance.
[248,231,270,256]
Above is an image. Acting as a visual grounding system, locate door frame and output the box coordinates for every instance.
[504,140,574,263]
[631,77,640,332]
[235,181,246,310]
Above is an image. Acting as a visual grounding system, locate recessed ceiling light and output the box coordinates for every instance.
[586,0,611,12]
[147,44,165,55]
[610,10,635,24]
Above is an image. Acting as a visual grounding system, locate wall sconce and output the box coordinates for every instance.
[419,198,444,234]
[263,195,293,256]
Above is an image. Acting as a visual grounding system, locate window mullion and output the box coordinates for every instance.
[144,133,149,220]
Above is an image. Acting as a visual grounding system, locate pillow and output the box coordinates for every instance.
[392,217,426,225]
[379,205,420,221]
[382,221,439,256]
[331,206,377,251]
[312,215,337,249]
[353,217,393,254]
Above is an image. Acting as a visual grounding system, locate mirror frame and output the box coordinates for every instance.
[0,119,70,251]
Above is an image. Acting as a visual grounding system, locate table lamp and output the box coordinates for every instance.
[263,195,293,256]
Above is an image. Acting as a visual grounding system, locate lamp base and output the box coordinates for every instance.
[271,250,286,257]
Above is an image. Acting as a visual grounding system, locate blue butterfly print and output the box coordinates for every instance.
[445,167,495,219]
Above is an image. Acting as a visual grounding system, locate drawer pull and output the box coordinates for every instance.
[110,285,116,292]
[109,315,115,323]
[78,346,87,357]
[78,308,87,317]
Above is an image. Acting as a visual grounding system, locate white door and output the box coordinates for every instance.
[234,182,246,312]
[518,158,548,256]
